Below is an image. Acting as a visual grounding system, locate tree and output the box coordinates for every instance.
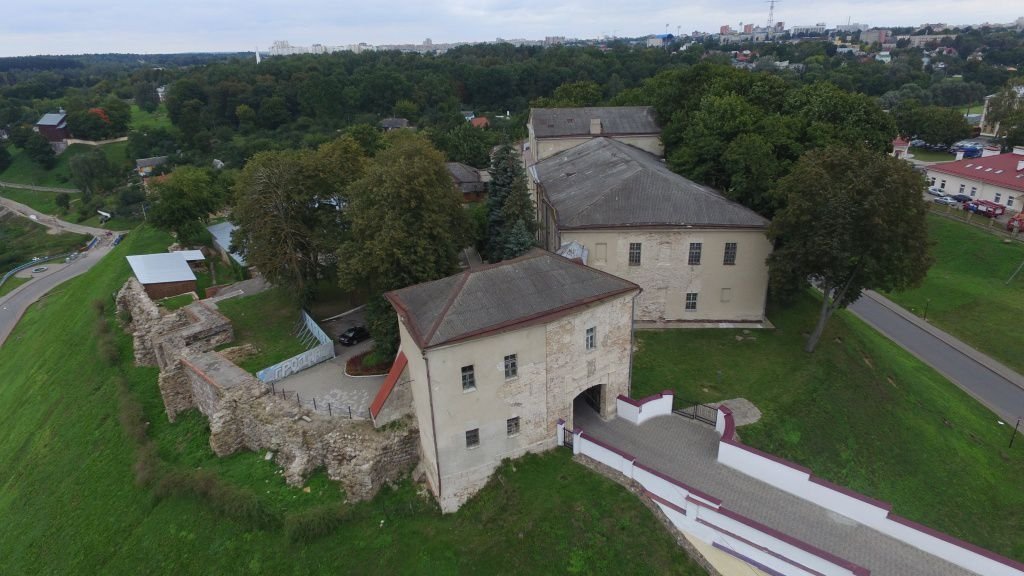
[69,148,118,197]
[0,146,10,174]
[23,132,55,169]
[149,166,225,244]
[337,132,469,357]
[497,171,537,260]
[768,146,932,352]
[431,122,492,168]
[133,82,160,113]
[894,104,970,145]
[485,144,518,260]
[55,192,70,212]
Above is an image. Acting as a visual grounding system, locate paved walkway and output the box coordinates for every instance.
[849,290,1024,423]
[575,404,975,576]
[0,180,80,194]
[0,195,113,236]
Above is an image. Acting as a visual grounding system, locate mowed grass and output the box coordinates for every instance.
[886,214,1024,374]
[130,103,173,131]
[0,211,90,273]
[215,288,322,374]
[0,225,704,575]
[632,293,1024,561]
[0,275,29,297]
[1,142,132,188]
[0,185,73,215]
[909,146,955,162]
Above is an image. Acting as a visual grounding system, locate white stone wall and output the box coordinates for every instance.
[561,228,771,322]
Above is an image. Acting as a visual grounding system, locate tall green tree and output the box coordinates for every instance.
[133,82,160,113]
[23,132,55,169]
[497,170,537,260]
[0,146,11,173]
[69,148,119,198]
[485,144,519,259]
[337,132,468,357]
[149,166,225,244]
[768,146,932,353]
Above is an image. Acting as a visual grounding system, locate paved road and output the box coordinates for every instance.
[849,291,1024,423]
[0,195,110,236]
[0,180,80,194]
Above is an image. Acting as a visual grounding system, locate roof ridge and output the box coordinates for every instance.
[422,270,471,347]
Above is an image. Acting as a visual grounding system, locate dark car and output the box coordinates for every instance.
[337,326,370,346]
[951,194,972,203]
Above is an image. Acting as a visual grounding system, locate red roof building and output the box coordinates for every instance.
[470,116,490,128]
[925,146,1024,212]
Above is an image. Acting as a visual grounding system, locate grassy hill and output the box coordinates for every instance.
[1,141,131,189]
[0,225,705,575]
[0,211,90,273]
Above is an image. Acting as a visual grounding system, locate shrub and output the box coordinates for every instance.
[284,503,349,543]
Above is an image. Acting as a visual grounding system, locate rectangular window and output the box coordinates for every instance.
[970,186,977,197]
[685,292,698,311]
[504,354,518,379]
[506,417,520,437]
[940,179,946,189]
[723,242,737,265]
[628,243,642,266]
[688,242,702,265]
[959,183,965,194]
[461,365,476,392]
[995,193,1002,203]
[929,177,936,186]
[585,327,596,350]
[465,428,479,448]
[1009,197,1015,207]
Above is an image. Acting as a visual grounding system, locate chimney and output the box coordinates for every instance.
[982,145,1001,158]
[590,118,602,135]
[1013,145,1024,156]
[955,150,965,161]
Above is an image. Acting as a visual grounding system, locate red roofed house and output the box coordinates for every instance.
[925,146,1024,214]
[469,116,489,128]
[891,137,910,159]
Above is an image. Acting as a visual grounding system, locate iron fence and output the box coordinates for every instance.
[672,401,718,426]
[264,381,370,420]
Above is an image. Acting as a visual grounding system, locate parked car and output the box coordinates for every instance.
[926,186,946,197]
[910,139,926,147]
[337,326,370,346]
[951,194,972,203]
[962,147,983,159]
[933,197,958,206]
[31,266,48,273]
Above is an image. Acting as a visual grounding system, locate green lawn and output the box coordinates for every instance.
[130,103,173,131]
[214,288,314,374]
[158,293,195,311]
[0,224,705,575]
[0,142,131,188]
[0,211,90,273]
[956,101,985,115]
[909,146,955,162]
[886,214,1024,373]
[0,275,29,298]
[632,293,1024,561]
[0,186,69,215]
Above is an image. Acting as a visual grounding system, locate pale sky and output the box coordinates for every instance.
[0,0,1019,57]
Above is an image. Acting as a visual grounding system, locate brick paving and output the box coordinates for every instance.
[575,405,976,576]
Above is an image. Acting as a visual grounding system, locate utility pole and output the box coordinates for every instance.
[1011,418,1021,448]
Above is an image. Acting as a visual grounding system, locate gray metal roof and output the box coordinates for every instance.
[36,113,66,126]
[386,249,638,349]
[379,117,410,129]
[206,221,246,266]
[530,106,659,139]
[534,138,769,229]
[446,162,481,184]
[126,253,197,285]
[135,156,168,168]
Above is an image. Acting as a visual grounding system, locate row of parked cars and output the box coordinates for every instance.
[926,186,970,205]
[925,187,1008,217]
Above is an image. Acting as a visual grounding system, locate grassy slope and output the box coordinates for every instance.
[0,186,66,214]
[0,225,705,575]
[214,288,311,373]
[0,212,90,271]
[886,214,1024,374]
[130,104,173,131]
[632,294,1024,561]
[0,275,29,297]
[0,140,130,188]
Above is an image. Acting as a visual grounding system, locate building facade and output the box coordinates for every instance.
[526,106,662,164]
[385,250,639,511]
[925,147,1024,214]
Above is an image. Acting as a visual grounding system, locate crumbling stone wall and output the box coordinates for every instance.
[116,278,419,501]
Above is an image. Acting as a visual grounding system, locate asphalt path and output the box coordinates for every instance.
[849,291,1024,424]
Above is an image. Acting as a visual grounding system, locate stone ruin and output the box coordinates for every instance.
[116,278,419,500]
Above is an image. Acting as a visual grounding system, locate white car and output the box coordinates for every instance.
[927,187,946,197]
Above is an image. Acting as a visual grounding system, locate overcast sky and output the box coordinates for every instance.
[0,0,1019,57]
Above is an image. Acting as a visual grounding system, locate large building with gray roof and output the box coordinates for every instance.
[526,106,663,163]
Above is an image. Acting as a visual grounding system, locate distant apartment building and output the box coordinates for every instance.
[899,34,956,48]
[861,29,891,44]
[789,23,827,35]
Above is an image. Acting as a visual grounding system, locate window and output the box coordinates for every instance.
[461,365,476,392]
[628,243,642,266]
[723,242,737,266]
[504,354,518,379]
[970,186,977,197]
[929,177,936,186]
[1009,197,1016,207]
[685,293,698,311]
[688,242,702,265]
[959,184,965,194]
[940,179,946,189]
[506,417,520,437]
[465,428,480,448]
[585,327,596,350]
[995,193,1002,203]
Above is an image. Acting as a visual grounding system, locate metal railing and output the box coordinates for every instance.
[0,250,82,290]
[673,401,718,426]
[264,380,370,420]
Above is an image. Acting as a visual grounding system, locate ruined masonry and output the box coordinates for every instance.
[116,278,418,500]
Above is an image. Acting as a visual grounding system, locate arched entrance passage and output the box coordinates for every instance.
[571,384,606,430]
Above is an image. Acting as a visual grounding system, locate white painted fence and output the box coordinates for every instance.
[256,310,335,383]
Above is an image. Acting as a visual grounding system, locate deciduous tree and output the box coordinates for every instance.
[768,146,932,352]
[23,132,55,169]
[149,166,225,244]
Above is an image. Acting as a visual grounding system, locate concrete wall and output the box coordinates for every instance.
[558,228,771,322]
[533,134,664,162]
[925,169,1022,214]
[616,391,674,425]
[714,406,1024,576]
[400,292,635,512]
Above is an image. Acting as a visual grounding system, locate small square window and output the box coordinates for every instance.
[507,417,520,437]
[959,183,965,193]
[685,292,698,311]
[995,193,1002,203]
[940,179,946,189]
[970,186,977,197]
[628,243,642,266]
[465,428,479,448]
[723,242,737,266]
[461,365,476,392]
[1009,196,1015,207]
[504,354,518,379]
[585,326,596,350]
[688,242,702,265]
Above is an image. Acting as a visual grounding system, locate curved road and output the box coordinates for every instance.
[0,196,123,346]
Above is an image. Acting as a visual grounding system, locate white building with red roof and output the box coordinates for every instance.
[925,146,1024,213]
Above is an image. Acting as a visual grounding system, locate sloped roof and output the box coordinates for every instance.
[446,162,481,184]
[926,151,1024,193]
[533,138,769,229]
[379,117,409,129]
[136,156,168,168]
[370,351,408,419]
[126,253,197,285]
[530,106,659,139]
[206,221,246,266]
[174,250,206,262]
[385,249,638,349]
[36,113,66,126]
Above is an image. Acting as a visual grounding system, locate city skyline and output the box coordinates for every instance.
[0,0,1021,57]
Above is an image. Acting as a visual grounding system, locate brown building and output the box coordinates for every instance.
[126,251,205,299]
[445,162,488,202]
[34,112,69,143]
